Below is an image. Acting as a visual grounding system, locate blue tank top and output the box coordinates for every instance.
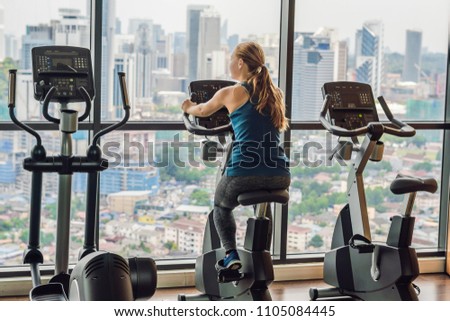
[225,84,290,177]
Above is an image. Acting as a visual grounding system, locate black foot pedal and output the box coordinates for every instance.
[30,283,68,301]
[217,269,244,283]
[349,234,374,253]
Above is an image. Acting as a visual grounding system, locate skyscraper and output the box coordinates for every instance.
[197,8,221,79]
[402,29,422,83]
[0,5,5,61]
[101,0,116,119]
[54,8,89,47]
[291,28,337,121]
[355,20,384,96]
[172,32,186,78]
[186,5,210,83]
[21,24,54,70]
[135,21,153,99]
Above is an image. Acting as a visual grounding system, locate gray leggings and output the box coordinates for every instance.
[213,175,290,252]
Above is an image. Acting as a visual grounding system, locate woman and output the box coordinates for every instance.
[181,41,290,270]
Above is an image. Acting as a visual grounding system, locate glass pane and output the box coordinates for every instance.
[0,0,91,122]
[98,130,252,259]
[287,130,442,255]
[292,0,448,121]
[0,131,89,266]
[103,0,281,121]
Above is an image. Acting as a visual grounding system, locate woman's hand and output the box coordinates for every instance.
[181,98,197,113]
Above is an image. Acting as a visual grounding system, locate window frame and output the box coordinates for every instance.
[0,0,448,275]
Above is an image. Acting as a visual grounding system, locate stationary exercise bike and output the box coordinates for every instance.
[7,46,157,300]
[178,80,289,301]
[310,81,438,301]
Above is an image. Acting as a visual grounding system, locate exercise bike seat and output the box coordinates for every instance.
[237,189,289,206]
[390,174,438,195]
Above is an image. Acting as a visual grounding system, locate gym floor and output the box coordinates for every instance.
[0,273,449,301]
[153,273,450,301]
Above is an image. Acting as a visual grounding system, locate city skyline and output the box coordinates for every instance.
[0,0,447,265]
[0,0,448,54]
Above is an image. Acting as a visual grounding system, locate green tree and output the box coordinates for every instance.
[309,234,324,248]
[412,162,433,172]
[411,135,427,148]
[366,187,385,205]
[163,241,178,251]
[190,189,211,206]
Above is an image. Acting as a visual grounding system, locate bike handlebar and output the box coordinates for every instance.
[182,112,232,136]
[319,94,416,138]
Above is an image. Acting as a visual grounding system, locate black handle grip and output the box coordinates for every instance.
[77,86,92,122]
[92,72,131,146]
[118,72,131,110]
[182,112,232,136]
[8,69,17,108]
[377,96,415,137]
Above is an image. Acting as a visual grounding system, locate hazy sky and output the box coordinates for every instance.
[1,0,448,53]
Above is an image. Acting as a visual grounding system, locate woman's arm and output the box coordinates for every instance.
[181,87,230,117]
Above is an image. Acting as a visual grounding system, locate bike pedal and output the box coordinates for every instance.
[355,244,375,253]
[217,269,243,283]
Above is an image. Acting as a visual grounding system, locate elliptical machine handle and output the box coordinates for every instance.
[77,86,92,122]
[7,69,42,146]
[8,69,17,108]
[118,72,131,111]
[92,72,131,146]
[377,96,416,137]
[42,86,60,124]
[319,94,370,137]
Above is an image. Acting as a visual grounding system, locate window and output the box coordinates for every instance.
[292,0,448,121]
[289,0,448,256]
[0,0,448,272]
[0,0,91,267]
[96,0,282,259]
[287,130,443,255]
[103,0,281,121]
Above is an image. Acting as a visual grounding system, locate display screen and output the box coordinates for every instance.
[340,93,360,105]
[52,57,73,67]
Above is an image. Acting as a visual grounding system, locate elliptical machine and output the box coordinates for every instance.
[310,81,438,301]
[7,46,157,300]
[178,80,289,301]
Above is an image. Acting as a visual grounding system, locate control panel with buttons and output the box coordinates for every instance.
[32,46,94,102]
[322,81,379,131]
[189,80,236,129]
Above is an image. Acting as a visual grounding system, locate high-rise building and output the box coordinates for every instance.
[291,28,337,121]
[54,8,89,47]
[172,32,186,78]
[402,30,422,83]
[197,8,222,79]
[335,40,348,81]
[355,20,384,96]
[21,24,54,70]
[0,5,5,61]
[135,21,153,99]
[228,34,239,54]
[101,0,116,119]
[4,34,19,60]
[186,5,210,83]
